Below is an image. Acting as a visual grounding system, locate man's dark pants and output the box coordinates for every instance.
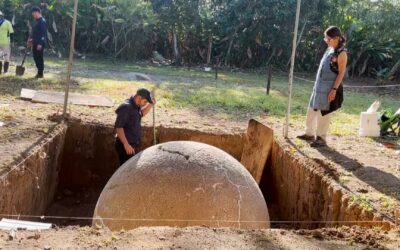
[32,45,44,75]
[115,139,136,166]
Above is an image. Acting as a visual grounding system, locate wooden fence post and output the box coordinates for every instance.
[266,66,272,95]
[215,57,219,80]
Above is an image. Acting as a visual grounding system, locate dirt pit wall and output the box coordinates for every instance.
[0,120,394,230]
[58,122,244,191]
[261,138,393,230]
[0,124,66,216]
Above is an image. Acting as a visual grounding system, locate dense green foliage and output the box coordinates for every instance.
[0,0,399,80]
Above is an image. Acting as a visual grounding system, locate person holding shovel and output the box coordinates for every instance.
[27,6,47,78]
[115,88,156,166]
[0,11,14,74]
[297,26,348,147]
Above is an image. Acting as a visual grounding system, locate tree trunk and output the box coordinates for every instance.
[387,58,400,80]
[111,19,117,61]
[225,38,234,67]
[266,47,276,65]
[351,49,366,77]
[207,34,212,65]
[172,27,180,65]
[358,55,370,77]
[116,41,131,58]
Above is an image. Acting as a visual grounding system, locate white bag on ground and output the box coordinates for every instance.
[359,100,381,137]
[366,100,381,113]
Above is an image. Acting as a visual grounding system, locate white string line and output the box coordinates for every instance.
[343,84,400,88]
[1,146,42,178]
[0,134,54,183]
[293,75,400,88]
[0,214,393,224]
[293,76,315,83]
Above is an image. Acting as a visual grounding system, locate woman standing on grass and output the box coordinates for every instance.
[297,26,348,147]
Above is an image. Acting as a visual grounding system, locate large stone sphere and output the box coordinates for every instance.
[93,141,270,230]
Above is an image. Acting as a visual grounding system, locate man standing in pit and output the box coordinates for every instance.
[0,11,14,74]
[27,6,47,78]
[114,88,156,165]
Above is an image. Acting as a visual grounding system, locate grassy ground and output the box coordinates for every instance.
[1,56,399,228]
[8,56,399,138]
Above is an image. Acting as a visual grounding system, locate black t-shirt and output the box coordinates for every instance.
[115,97,142,147]
[32,17,48,47]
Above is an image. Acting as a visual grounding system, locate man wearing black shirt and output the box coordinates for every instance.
[27,6,47,78]
[115,88,155,165]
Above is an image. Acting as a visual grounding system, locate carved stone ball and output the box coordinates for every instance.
[93,141,270,230]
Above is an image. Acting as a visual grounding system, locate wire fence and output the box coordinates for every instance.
[0,125,62,187]
[293,75,400,88]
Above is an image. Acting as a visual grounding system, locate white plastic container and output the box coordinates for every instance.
[359,112,380,137]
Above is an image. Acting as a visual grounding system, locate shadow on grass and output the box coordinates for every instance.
[0,75,89,97]
[3,59,399,129]
[44,56,255,84]
[160,79,311,121]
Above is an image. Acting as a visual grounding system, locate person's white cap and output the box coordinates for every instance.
[0,11,3,16]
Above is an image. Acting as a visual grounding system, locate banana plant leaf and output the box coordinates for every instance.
[380,110,400,136]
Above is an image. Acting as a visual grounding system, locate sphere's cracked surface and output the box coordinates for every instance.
[93,141,270,230]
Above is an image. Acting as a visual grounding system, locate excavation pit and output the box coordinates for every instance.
[0,121,393,230]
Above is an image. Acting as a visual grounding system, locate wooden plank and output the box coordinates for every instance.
[0,219,52,231]
[240,119,273,184]
[20,88,37,100]
[32,91,113,107]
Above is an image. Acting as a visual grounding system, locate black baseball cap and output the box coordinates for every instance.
[136,88,153,104]
[31,6,41,13]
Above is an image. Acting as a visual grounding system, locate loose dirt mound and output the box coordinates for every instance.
[1,226,398,249]
[294,226,397,249]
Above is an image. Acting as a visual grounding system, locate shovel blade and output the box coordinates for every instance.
[16,66,25,76]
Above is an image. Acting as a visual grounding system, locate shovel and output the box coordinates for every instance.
[16,49,28,76]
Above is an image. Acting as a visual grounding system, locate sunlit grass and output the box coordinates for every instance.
[2,57,399,137]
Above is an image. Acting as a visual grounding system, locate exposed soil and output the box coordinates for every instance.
[1,63,399,248]
[276,122,400,224]
[0,98,246,174]
[1,226,399,250]
[45,187,102,227]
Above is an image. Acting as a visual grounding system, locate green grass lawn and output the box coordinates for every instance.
[3,56,400,137]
